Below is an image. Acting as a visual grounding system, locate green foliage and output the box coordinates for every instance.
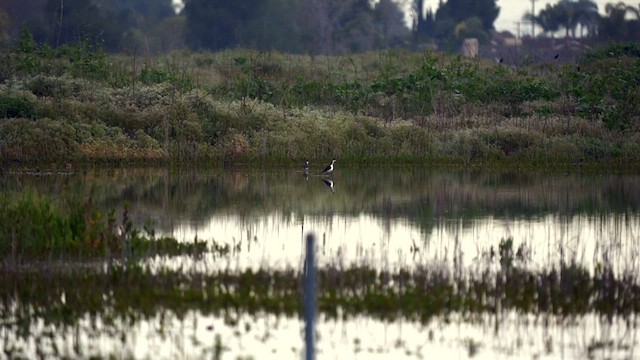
[12,27,42,76]
[0,118,79,161]
[0,192,113,256]
[138,64,195,90]
[0,192,204,258]
[0,92,37,119]
[530,0,599,38]
[0,43,637,165]
[483,128,540,157]
[57,41,111,81]
[582,42,640,61]
[562,54,640,129]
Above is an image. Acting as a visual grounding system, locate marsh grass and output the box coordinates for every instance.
[0,39,638,166]
[0,192,205,259]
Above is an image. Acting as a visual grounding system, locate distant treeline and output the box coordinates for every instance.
[1,0,639,55]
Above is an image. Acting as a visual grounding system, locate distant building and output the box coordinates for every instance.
[461,38,479,58]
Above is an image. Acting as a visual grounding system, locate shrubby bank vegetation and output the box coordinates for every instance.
[0,30,638,167]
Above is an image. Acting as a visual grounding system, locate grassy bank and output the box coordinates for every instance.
[0,34,639,166]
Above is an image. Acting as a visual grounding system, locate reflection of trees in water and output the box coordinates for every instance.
[2,167,640,359]
[1,167,639,234]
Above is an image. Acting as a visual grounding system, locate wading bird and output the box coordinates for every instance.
[321,159,335,174]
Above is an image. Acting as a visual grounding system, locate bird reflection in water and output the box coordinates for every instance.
[321,178,335,193]
[302,160,310,180]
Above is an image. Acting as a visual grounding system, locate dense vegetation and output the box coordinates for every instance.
[0,190,206,258]
[0,32,639,166]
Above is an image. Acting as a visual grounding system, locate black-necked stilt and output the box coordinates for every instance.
[321,159,335,175]
[322,179,335,193]
[303,160,310,171]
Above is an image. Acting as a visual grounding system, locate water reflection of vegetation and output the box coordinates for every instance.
[2,185,639,358]
[1,167,639,234]
[3,238,640,326]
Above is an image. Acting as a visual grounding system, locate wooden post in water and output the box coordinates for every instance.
[304,232,316,360]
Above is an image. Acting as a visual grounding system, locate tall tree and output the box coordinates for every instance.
[4,0,50,43]
[299,0,384,55]
[332,0,377,53]
[599,2,640,40]
[93,0,176,52]
[45,0,123,50]
[183,0,260,51]
[573,0,599,37]
[412,1,436,44]
[435,0,500,30]
[373,0,410,48]
[526,0,598,38]
[0,4,10,44]
[240,0,302,52]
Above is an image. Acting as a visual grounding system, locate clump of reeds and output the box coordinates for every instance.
[0,192,205,259]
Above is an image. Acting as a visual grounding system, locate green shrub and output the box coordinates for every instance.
[582,42,640,61]
[0,93,36,119]
[0,118,78,161]
[0,192,112,256]
[562,54,640,130]
[483,127,540,157]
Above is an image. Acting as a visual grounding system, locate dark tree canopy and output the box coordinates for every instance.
[412,0,498,49]
[45,0,121,49]
[525,0,599,37]
[4,0,638,54]
[183,0,262,50]
[3,0,177,52]
[184,0,408,54]
[435,0,500,30]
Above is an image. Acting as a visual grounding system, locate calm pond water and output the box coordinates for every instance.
[1,165,640,359]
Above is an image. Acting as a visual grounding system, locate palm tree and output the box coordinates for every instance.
[602,2,629,39]
[524,3,561,36]
[574,0,599,37]
[526,0,598,38]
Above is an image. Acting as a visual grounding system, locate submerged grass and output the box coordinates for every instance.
[0,41,639,166]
